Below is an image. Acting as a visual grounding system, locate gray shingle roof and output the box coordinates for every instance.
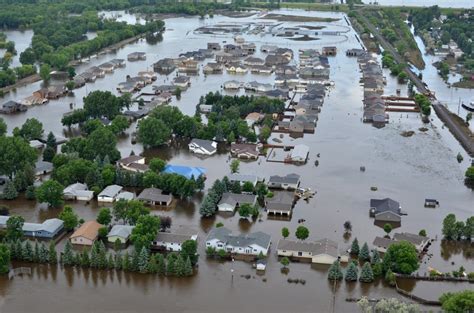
[207,227,271,249]
[370,198,400,214]
[268,173,300,185]
[108,225,134,239]
[219,192,257,207]
[190,139,217,153]
[277,238,339,257]
[155,232,195,244]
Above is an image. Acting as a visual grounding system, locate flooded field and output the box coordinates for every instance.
[0,9,473,313]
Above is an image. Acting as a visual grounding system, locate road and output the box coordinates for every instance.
[355,10,474,156]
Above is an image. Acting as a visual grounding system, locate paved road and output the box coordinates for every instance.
[356,10,474,156]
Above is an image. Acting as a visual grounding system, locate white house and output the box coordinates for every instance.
[277,239,349,264]
[117,155,149,173]
[206,227,271,257]
[188,139,217,156]
[63,183,94,201]
[289,144,309,163]
[97,185,123,203]
[107,225,135,244]
[152,231,198,252]
[223,80,241,90]
[228,174,260,187]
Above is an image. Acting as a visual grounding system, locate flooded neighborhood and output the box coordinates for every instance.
[0,1,473,313]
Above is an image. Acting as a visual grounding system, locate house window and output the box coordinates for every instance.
[298,252,302,256]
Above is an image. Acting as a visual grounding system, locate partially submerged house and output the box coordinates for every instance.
[188,139,217,156]
[153,58,176,74]
[70,221,102,246]
[228,174,259,187]
[287,144,309,164]
[63,183,94,201]
[217,192,257,213]
[277,238,349,264]
[117,155,149,173]
[230,143,259,160]
[163,164,206,180]
[127,52,146,61]
[373,232,430,253]
[370,198,403,223]
[137,188,172,206]
[0,217,64,239]
[152,231,198,252]
[107,225,135,244]
[206,227,271,257]
[0,100,27,114]
[268,173,300,190]
[203,62,223,74]
[266,191,295,217]
[97,184,123,203]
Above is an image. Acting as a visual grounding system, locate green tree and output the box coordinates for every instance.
[328,260,343,281]
[382,241,419,274]
[418,229,427,237]
[114,253,122,270]
[166,253,177,275]
[110,115,129,134]
[48,241,57,264]
[371,249,381,265]
[295,226,309,240]
[149,158,166,173]
[259,125,271,143]
[0,136,37,179]
[359,262,374,283]
[33,241,40,262]
[280,256,290,268]
[137,117,171,148]
[184,256,193,276]
[58,206,79,231]
[43,146,56,162]
[83,127,121,162]
[157,253,166,275]
[180,240,198,265]
[358,242,370,261]
[442,214,458,240]
[238,204,258,219]
[112,200,150,225]
[2,180,18,200]
[230,159,240,174]
[148,254,158,274]
[0,118,7,136]
[351,238,360,255]
[39,64,51,82]
[35,179,64,207]
[345,262,358,281]
[281,227,289,239]
[465,166,474,183]
[97,207,112,225]
[122,251,130,271]
[130,215,160,251]
[22,241,33,262]
[383,223,393,236]
[242,181,254,193]
[175,254,186,277]
[62,241,74,266]
[0,244,10,274]
[6,215,24,242]
[440,290,474,313]
[138,246,149,273]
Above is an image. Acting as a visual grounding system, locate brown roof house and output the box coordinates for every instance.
[138,188,173,206]
[230,143,260,160]
[70,221,102,246]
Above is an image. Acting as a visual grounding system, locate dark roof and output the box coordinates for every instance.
[155,232,195,244]
[118,155,144,165]
[393,232,428,245]
[374,211,401,222]
[277,238,339,257]
[207,227,271,249]
[370,198,400,214]
[138,188,172,203]
[266,191,294,211]
[269,173,300,185]
[190,139,217,153]
[219,192,256,207]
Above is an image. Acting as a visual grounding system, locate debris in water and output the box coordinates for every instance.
[418,127,428,132]
[457,152,463,163]
[400,131,415,137]
[370,186,378,191]
[360,166,366,172]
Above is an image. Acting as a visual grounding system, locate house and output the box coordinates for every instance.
[127,52,146,61]
[117,155,149,173]
[138,71,157,81]
[322,46,337,56]
[88,66,105,78]
[260,45,278,53]
[264,89,289,100]
[268,173,300,190]
[137,188,172,206]
[0,100,27,114]
[230,143,259,160]
[277,239,349,264]
[265,54,290,67]
[0,217,64,239]
[163,164,206,180]
[172,76,191,89]
[35,160,53,177]
[250,65,273,75]
[215,52,239,64]
[206,227,271,257]
[226,63,248,74]
[375,211,401,223]
[199,104,213,113]
[207,42,221,51]
[78,71,97,83]
[275,65,298,76]
[107,225,135,244]
[152,231,198,251]
[99,62,115,73]
[244,81,272,93]
[110,59,126,68]
[19,95,48,106]
[63,183,94,201]
[218,192,257,212]
[244,57,265,66]
[203,62,223,74]
[266,191,295,216]
[346,49,366,57]
[188,139,217,156]
[117,82,137,94]
[29,140,44,149]
[370,198,402,217]
[70,221,102,246]
[73,75,86,88]
[223,80,241,90]
[33,85,66,100]
[178,59,199,74]
[288,144,309,164]
[373,232,430,253]
[245,112,263,127]
[153,85,177,95]
[154,58,176,73]
[97,185,123,203]
[116,191,135,201]
[228,174,259,187]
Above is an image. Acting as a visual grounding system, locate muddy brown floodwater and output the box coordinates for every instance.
[0,9,473,313]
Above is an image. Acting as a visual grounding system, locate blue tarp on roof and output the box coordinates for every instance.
[163,164,206,180]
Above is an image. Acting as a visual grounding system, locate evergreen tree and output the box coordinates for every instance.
[351,238,360,255]
[39,243,49,263]
[148,254,158,274]
[15,240,23,260]
[138,247,149,273]
[114,238,121,251]
[372,262,383,277]
[62,241,74,266]
[23,241,33,262]
[359,262,374,283]
[74,252,81,266]
[33,241,40,263]
[166,253,177,276]
[48,241,57,264]
[176,254,185,277]
[115,253,123,270]
[122,251,130,271]
[345,262,359,282]
[184,256,193,276]
[371,249,381,265]
[3,180,18,200]
[328,260,343,281]
[130,249,139,272]
[98,247,107,269]
[81,250,90,268]
[157,253,166,275]
[9,240,19,260]
[90,243,98,268]
[358,242,370,261]
[107,254,115,269]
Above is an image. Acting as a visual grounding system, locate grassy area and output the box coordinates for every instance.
[252,2,350,12]
[452,80,474,89]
